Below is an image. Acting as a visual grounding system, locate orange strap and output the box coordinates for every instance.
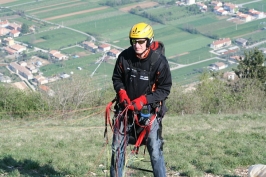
[132,107,158,154]
[104,98,116,141]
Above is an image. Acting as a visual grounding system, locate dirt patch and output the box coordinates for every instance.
[168,52,189,59]
[28,56,50,66]
[77,52,90,57]
[119,2,158,12]
[0,0,15,4]
[44,6,109,21]
[227,18,245,24]
[33,39,46,44]
[31,2,88,15]
[0,63,7,67]
[0,15,20,20]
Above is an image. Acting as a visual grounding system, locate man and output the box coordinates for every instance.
[110,22,172,177]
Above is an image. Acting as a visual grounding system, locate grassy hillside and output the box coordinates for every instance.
[0,112,265,177]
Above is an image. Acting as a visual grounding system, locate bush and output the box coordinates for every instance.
[166,76,266,115]
[0,85,49,118]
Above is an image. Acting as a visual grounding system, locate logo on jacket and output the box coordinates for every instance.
[140,76,148,80]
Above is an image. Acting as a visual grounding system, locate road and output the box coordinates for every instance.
[170,57,228,71]
[245,40,266,49]
[236,0,262,7]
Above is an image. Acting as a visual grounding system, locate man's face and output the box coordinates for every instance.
[131,39,147,54]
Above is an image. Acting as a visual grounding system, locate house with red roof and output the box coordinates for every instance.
[3,37,14,46]
[26,64,38,73]
[223,71,238,81]
[0,19,9,28]
[209,62,228,71]
[98,43,111,52]
[9,44,27,53]
[249,9,264,19]
[107,48,121,58]
[34,75,48,85]
[237,12,252,22]
[49,50,68,60]
[7,22,21,31]
[0,27,10,36]
[4,44,26,55]
[39,85,55,96]
[8,62,33,80]
[215,9,228,16]
[83,41,98,52]
[196,2,207,11]
[9,29,20,38]
[223,3,238,13]
[210,38,231,49]
[211,1,222,7]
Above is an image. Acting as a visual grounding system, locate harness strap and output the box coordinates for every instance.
[104,98,116,141]
[132,107,158,154]
[105,100,159,155]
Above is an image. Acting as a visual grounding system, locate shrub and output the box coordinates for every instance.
[0,85,49,119]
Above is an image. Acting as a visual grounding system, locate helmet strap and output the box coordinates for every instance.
[136,48,150,59]
[147,37,154,48]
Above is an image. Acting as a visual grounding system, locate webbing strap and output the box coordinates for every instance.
[104,100,158,154]
[132,107,158,154]
[104,98,116,141]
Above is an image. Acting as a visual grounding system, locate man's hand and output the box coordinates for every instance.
[129,95,147,111]
[118,89,130,105]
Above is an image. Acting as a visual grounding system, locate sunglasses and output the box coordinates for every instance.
[131,39,146,45]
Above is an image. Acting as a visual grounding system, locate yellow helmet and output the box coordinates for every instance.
[129,22,154,46]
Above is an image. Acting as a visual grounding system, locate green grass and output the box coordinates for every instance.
[170,58,231,84]
[39,53,114,87]
[165,35,213,57]
[50,8,120,25]
[243,1,266,11]
[17,28,88,50]
[169,47,213,64]
[0,112,265,176]
[40,53,103,76]
[25,1,81,13]
[237,29,266,41]
[72,13,152,39]
[215,20,259,38]
[6,0,77,10]
[32,3,100,19]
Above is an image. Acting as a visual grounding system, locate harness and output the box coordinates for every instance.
[105,42,165,153]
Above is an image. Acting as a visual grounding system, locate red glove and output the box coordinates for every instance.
[118,89,130,105]
[129,95,147,111]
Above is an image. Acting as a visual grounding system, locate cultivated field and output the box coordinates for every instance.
[1,0,266,84]
[0,0,15,4]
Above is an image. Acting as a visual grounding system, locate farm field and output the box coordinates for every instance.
[1,0,266,85]
[170,58,236,84]
[17,28,88,50]
[169,47,213,65]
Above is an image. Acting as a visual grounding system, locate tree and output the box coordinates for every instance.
[21,23,29,34]
[233,48,266,84]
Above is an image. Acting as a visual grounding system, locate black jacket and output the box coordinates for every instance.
[112,41,172,104]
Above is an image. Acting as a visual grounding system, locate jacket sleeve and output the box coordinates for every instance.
[146,57,172,104]
[112,53,126,93]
